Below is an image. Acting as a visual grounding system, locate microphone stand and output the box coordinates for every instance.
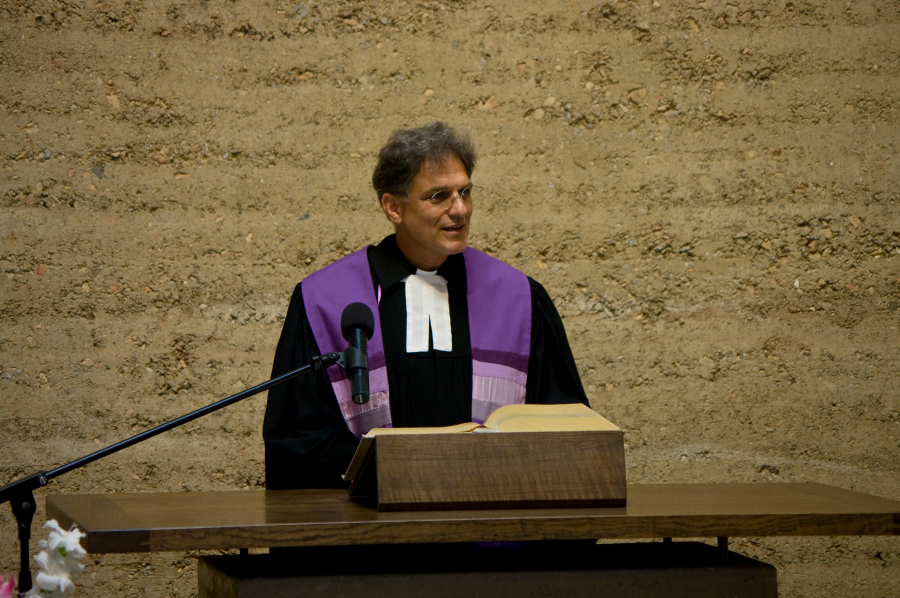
[0,351,346,595]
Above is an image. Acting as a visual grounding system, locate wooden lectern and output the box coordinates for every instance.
[344,427,627,511]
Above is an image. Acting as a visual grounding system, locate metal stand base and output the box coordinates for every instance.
[10,488,38,594]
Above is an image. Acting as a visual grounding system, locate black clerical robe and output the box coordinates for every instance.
[263,235,588,489]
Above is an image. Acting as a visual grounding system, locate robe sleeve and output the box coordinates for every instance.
[262,282,359,489]
[524,278,590,407]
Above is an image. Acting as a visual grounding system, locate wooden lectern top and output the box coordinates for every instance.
[46,483,900,554]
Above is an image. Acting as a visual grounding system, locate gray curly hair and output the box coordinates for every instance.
[372,122,476,200]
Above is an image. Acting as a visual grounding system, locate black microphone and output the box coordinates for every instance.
[340,302,375,405]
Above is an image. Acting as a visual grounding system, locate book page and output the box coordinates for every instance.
[484,403,620,432]
[341,436,374,482]
[363,421,485,437]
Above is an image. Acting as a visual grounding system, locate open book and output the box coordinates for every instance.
[343,403,620,483]
[362,403,619,436]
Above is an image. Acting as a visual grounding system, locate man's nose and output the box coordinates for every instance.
[446,193,469,216]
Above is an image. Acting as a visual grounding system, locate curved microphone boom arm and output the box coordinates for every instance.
[0,302,375,595]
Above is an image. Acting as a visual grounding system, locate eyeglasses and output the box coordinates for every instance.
[407,184,481,210]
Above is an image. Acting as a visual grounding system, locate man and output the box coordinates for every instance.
[263,122,588,489]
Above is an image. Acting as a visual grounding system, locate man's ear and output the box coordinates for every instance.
[381,193,404,225]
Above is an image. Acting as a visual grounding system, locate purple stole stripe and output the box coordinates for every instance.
[302,248,384,367]
[464,248,531,420]
[302,249,391,436]
[472,360,527,387]
[463,247,531,375]
[302,246,531,437]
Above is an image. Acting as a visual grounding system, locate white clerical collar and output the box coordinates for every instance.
[403,269,452,353]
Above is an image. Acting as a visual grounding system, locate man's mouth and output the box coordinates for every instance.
[443,223,465,232]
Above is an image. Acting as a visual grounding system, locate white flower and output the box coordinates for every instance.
[34,570,75,594]
[25,520,87,598]
[40,520,86,575]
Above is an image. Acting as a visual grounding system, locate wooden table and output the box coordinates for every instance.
[46,483,900,554]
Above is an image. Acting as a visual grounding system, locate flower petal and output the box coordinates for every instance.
[0,575,17,598]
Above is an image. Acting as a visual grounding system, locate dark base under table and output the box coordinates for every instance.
[200,541,777,598]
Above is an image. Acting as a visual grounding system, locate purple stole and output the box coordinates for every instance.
[301,246,531,437]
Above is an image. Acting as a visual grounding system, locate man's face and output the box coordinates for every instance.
[381,155,473,271]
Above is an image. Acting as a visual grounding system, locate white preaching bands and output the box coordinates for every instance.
[403,269,452,353]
